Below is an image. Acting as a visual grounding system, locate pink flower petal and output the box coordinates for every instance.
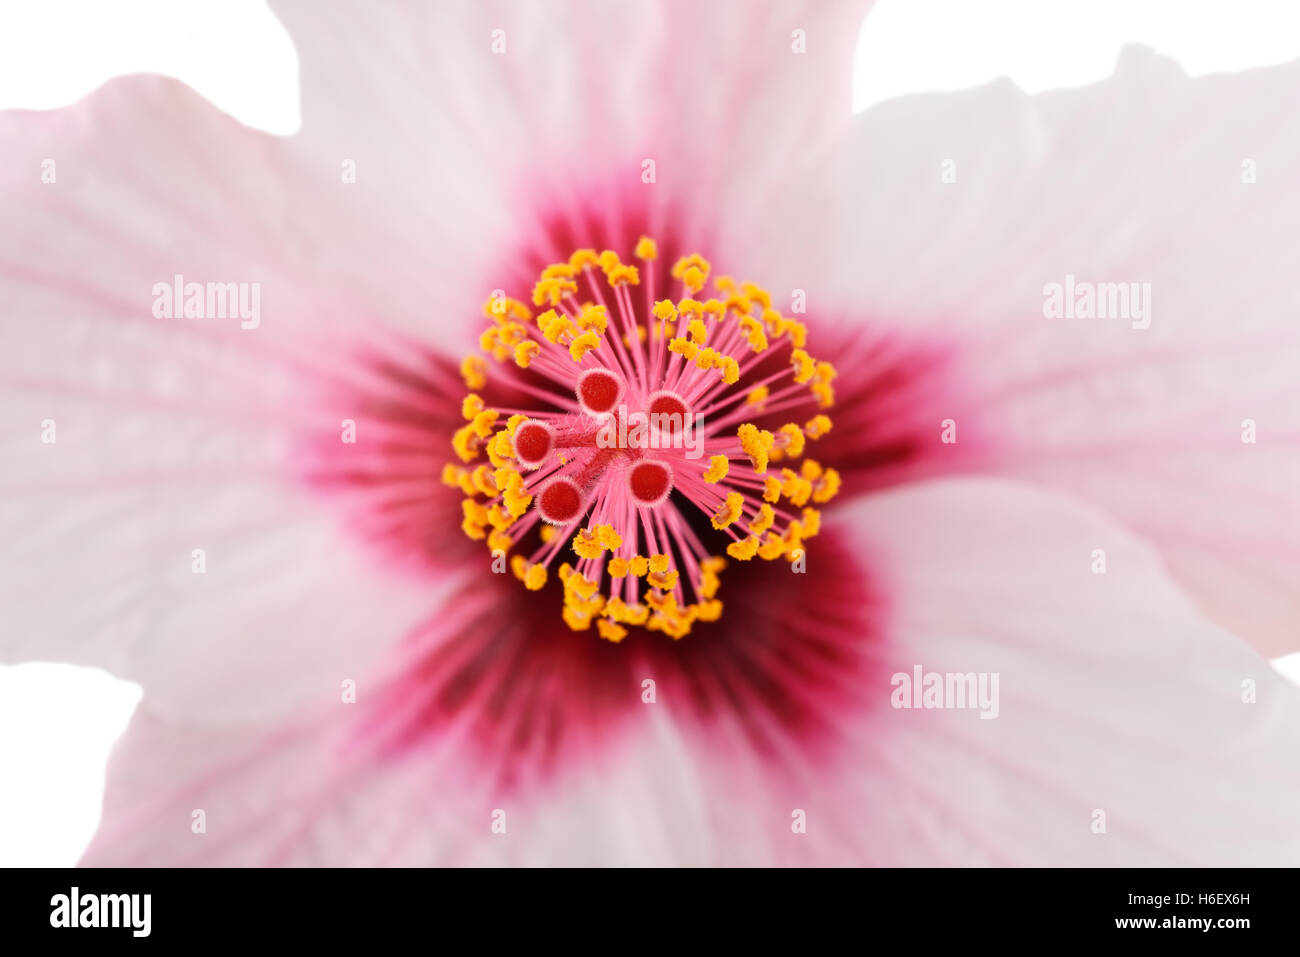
[267,0,874,244]
[83,478,1300,865]
[725,49,1300,654]
[0,76,467,716]
[82,522,890,865]
[833,477,1300,865]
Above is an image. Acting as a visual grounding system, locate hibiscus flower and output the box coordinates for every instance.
[3,1,1299,866]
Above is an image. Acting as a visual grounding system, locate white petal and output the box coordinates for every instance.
[724,48,1300,654]
[823,478,1300,865]
[267,0,873,239]
[0,76,454,719]
[84,478,1300,865]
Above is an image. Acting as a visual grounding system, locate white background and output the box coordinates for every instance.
[1,0,1299,866]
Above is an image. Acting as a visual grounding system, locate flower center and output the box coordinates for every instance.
[444,238,842,640]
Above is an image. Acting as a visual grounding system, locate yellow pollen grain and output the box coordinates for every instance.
[541,312,572,344]
[726,536,760,560]
[452,424,479,463]
[695,599,723,622]
[597,618,629,643]
[702,454,729,483]
[487,505,512,533]
[724,293,752,318]
[572,527,605,560]
[460,355,487,390]
[791,349,816,384]
[566,571,600,600]
[578,304,608,333]
[562,606,594,631]
[758,534,786,561]
[711,492,744,530]
[607,263,640,286]
[498,322,526,347]
[805,414,832,439]
[569,330,601,361]
[470,409,499,438]
[502,473,532,518]
[514,341,540,368]
[652,299,678,321]
[699,570,721,600]
[677,298,703,321]
[812,468,842,504]
[461,499,488,540]
[471,464,497,496]
[780,468,813,507]
[738,423,775,474]
[668,336,699,361]
[647,569,679,591]
[741,282,772,309]
[671,254,710,285]
[777,423,805,459]
[569,248,599,270]
[532,276,577,306]
[635,236,658,260]
[739,315,768,352]
[542,263,576,280]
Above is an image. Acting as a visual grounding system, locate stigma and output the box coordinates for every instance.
[442,238,841,640]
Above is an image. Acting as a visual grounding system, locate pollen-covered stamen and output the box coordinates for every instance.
[627,459,674,507]
[512,420,555,468]
[537,477,585,525]
[449,237,841,641]
[576,367,625,416]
